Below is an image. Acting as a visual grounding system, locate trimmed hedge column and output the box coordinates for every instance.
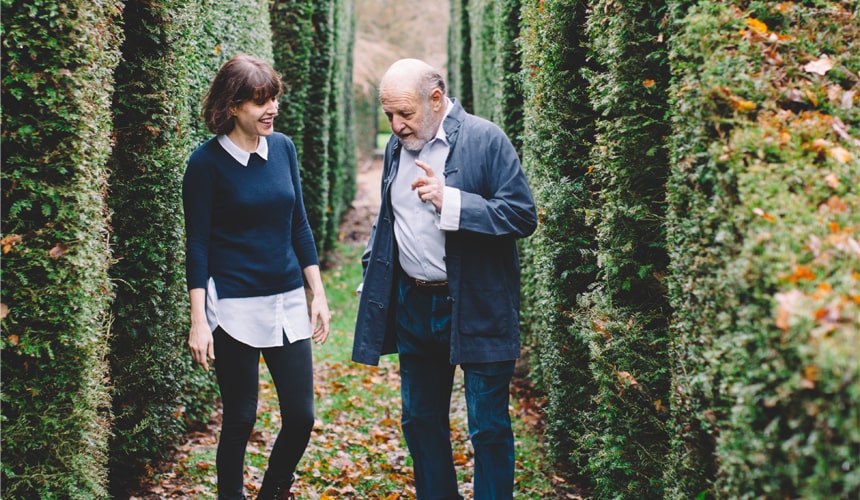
[324,0,358,256]
[0,0,124,496]
[448,0,474,113]
[106,0,219,492]
[665,1,860,496]
[519,0,599,483]
[580,0,673,496]
[108,0,274,490]
[271,0,314,163]
[464,0,522,146]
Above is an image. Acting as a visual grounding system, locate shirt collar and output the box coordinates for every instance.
[434,98,454,145]
[218,134,269,166]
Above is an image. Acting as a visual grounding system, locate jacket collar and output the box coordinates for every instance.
[442,98,465,146]
[389,97,465,154]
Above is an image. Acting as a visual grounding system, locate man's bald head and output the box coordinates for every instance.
[378,58,449,152]
[380,58,446,100]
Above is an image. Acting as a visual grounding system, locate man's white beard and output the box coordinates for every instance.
[401,105,438,152]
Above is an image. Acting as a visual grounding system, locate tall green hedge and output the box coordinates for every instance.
[463,0,522,147]
[579,0,673,496]
[299,1,335,255]
[515,0,858,496]
[271,0,314,164]
[272,0,356,258]
[465,0,497,120]
[448,0,474,113]
[0,0,124,496]
[106,0,219,492]
[518,0,599,484]
[665,1,860,496]
[2,0,354,495]
[324,0,358,256]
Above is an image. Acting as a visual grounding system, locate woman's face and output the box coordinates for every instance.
[231,97,278,139]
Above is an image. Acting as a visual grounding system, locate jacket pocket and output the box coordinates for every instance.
[457,284,515,337]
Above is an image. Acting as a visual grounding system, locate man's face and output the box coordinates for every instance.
[381,87,441,152]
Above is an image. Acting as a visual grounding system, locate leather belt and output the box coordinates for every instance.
[407,276,449,288]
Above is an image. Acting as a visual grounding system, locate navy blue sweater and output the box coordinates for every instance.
[183,132,318,298]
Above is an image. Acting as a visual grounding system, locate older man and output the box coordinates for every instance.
[353,58,537,499]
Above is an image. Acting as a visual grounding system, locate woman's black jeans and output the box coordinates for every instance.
[212,327,315,499]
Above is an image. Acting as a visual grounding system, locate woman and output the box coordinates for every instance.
[183,54,330,500]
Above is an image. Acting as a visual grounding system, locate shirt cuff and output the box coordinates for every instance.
[438,186,461,231]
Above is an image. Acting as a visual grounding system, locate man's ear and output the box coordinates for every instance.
[430,88,445,111]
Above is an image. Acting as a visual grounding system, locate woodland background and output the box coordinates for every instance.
[2,0,859,498]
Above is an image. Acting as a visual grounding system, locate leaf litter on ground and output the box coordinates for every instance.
[129,159,581,499]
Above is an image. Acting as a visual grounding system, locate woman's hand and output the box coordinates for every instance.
[303,265,331,344]
[309,294,331,344]
[188,321,215,371]
[188,288,214,371]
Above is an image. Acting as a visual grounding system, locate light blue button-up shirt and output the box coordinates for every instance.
[391,99,460,282]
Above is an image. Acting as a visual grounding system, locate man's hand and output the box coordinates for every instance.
[411,160,444,212]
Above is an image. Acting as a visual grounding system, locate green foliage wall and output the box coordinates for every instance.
[272,0,335,257]
[271,0,314,163]
[106,0,219,492]
[3,0,354,495]
[518,0,599,483]
[463,0,522,146]
[465,0,497,120]
[448,0,474,112]
[188,0,275,147]
[480,0,860,497]
[325,0,358,256]
[579,0,673,496]
[0,0,124,496]
[665,1,860,496]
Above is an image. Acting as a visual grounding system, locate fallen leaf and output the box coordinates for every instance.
[642,79,656,88]
[822,195,848,213]
[774,289,805,331]
[49,243,68,259]
[747,17,768,34]
[618,371,638,386]
[1,234,22,254]
[729,95,756,112]
[0,303,8,320]
[753,207,776,222]
[800,365,817,389]
[803,56,834,76]
[828,146,852,163]
[789,265,816,283]
[824,173,840,189]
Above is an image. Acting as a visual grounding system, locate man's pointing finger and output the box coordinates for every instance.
[414,159,435,177]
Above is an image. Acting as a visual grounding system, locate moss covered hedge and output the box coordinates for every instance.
[1,0,124,496]
[453,0,859,497]
[665,1,859,496]
[1,0,356,496]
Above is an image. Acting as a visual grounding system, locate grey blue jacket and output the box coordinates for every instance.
[352,99,537,366]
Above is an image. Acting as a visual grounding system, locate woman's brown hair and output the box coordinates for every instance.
[202,54,282,135]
